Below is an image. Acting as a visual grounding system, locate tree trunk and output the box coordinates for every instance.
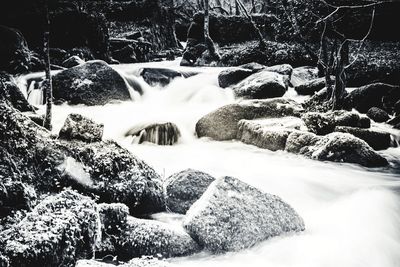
[43,1,53,131]
[236,0,268,49]
[332,40,349,110]
[204,0,220,60]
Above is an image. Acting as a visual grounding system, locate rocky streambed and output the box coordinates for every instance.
[1,59,400,267]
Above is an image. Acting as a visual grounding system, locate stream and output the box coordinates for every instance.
[16,59,400,267]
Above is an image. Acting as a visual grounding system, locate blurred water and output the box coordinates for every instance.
[18,61,400,267]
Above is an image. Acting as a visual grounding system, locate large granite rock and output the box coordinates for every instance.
[232,70,288,99]
[345,83,400,113]
[237,117,306,151]
[196,98,303,141]
[0,190,101,267]
[295,77,329,96]
[285,131,388,167]
[366,107,390,123]
[164,169,216,214]
[183,176,305,253]
[52,60,132,105]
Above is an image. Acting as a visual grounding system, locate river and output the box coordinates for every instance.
[16,59,400,267]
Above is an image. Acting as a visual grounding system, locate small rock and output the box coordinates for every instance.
[218,67,254,88]
[239,62,266,71]
[290,66,319,87]
[164,169,215,214]
[367,107,390,123]
[183,176,305,252]
[59,113,104,143]
[125,122,181,146]
[62,55,85,68]
[295,77,330,96]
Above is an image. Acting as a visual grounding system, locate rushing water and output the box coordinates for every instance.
[17,60,400,267]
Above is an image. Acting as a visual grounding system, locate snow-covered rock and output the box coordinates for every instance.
[196,98,303,141]
[164,169,215,214]
[183,176,305,253]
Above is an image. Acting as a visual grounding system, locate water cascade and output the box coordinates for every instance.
[17,60,400,267]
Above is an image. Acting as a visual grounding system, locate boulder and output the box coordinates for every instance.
[345,83,400,113]
[0,25,31,74]
[116,217,200,260]
[139,68,196,87]
[0,181,37,217]
[290,66,319,87]
[62,56,85,68]
[265,64,293,77]
[366,107,390,123]
[0,101,165,216]
[183,176,305,253]
[295,77,329,96]
[239,62,266,71]
[0,190,101,267]
[237,117,306,151]
[382,89,400,114]
[56,140,166,215]
[302,111,370,135]
[164,169,216,214]
[59,113,104,143]
[218,67,254,88]
[232,69,288,99]
[52,60,132,105]
[286,132,388,167]
[112,45,137,64]
[0,72,35,112]
[125,122,181,146]
[196,98,303,141]
[334,126,391,150]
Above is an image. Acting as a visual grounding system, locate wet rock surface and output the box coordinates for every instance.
[285,132,388,167]
[59,113,104,143]
[183,176,305,252]
[125,122,181,146]
[164,169,216,214]
[232,69,288,99]
[52,60,132,105]
[196,98,303,141]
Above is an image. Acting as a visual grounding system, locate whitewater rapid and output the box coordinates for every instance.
[17,60,400,267]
